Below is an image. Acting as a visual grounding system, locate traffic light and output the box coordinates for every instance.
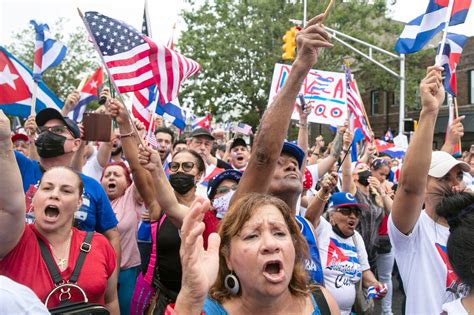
[282,26,299,61]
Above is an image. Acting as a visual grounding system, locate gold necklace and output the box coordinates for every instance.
[49,232,72,271]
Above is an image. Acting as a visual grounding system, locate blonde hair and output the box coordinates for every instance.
[210,193,310,303]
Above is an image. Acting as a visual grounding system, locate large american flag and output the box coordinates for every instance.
[83,11,200,103]
[344,65,371,141]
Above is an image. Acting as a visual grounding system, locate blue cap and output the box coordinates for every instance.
[36,108,81,138]
[281,141,305,169]
[207,169,243,199]
[328,192,367,211]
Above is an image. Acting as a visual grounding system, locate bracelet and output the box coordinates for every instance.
[119,131,134,138]
[317,192,330,202]
[298,123,308,128]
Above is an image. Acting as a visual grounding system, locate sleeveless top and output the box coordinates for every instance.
[296,215,324,285]
[202,294,321,314]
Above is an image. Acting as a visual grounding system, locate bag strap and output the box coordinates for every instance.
[36,232,93,285]
[37,235,63,285]
[311,286,330,315]
[69,232,93,283]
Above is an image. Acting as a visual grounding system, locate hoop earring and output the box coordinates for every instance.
[224,272,240,295]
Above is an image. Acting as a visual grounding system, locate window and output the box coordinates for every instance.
[371,91,379,116]
[470,70,474,104]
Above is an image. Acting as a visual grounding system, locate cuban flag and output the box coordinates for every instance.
[437,32,469,96]
[395,0,472,54]
[192,114,211,130]
[155,98,187,130]
[384,128,394,142]
[30,20,67,82]
[68,67,103,122]
[0,46,62,118]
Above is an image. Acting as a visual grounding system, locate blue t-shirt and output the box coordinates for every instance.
[203,294,321,314]
[15,151,118,233]
[296,215,324,286]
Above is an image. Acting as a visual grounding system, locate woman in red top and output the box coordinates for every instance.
[0,110,119,313]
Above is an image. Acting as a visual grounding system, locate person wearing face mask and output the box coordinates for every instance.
[14,108,121,282]
[389,66,471,314]
[306,189,387,314]
[207,169,242,219]
[341,151,386,269]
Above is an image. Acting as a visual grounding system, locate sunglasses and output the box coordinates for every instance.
[336,207,361,218]
[169,161,195,173]
[215,184,238,195]
[37,125,72,136]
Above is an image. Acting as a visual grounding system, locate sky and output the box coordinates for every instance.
[0,0,472,50]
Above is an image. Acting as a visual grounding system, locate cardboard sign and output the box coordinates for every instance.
[268,63,347,126]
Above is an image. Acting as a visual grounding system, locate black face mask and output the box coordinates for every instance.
[35,131,66,158]
[357,170,371,186]
[332,223,353,239]
[169,172,196,195]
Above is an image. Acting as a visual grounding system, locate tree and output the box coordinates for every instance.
[177,0,433,130]
[6,18,101,104]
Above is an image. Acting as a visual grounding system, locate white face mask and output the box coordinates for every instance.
[213,190,235,219]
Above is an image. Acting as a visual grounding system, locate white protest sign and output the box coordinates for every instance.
[268,63,347,126]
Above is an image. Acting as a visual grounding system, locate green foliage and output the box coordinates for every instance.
[6,18,101,105]
[178,0,433,130]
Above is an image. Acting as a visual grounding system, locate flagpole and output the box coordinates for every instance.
[454,96,462,151]
[78,8,145,147]
[144,0,152,38]
[352,79,374,139]
[30,81,39,116]
[435,0,455,65]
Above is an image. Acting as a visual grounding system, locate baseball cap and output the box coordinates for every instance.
[207,169,242,199]
[230,138,247,150]
[281,141,305,169]
[35,108,81,139]
[11,133,29,143]
[190,128,215,140]
[327,192,367,212]
[429,150,470,178]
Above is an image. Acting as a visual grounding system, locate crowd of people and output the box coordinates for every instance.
[1,12,474,315]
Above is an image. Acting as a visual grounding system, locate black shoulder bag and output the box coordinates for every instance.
[36,232,110,314]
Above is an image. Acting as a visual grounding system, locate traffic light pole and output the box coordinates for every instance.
[324,26,406,135]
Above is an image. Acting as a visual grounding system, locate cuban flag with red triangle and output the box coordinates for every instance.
[437,32,469,96]
[0,46,62,118]
[68,67,103,122]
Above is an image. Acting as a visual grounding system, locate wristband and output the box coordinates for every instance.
[317,192,329,202]
[298,123,308,128]
[119,131,134,138]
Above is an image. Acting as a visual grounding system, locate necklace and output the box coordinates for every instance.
[49,231,72,271]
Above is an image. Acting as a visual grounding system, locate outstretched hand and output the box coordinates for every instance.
[295,14,333,69]
[446,116,464,145]
[176,197,221,311]
[420,65,445,112]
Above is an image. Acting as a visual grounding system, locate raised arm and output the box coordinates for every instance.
[24,115,40,161]
[0,110,26,258]
[107,100,159,215]
[231,14,333,204]
[305,172,338,228]
[391,66,445,234]
[296,101,311,171]
[341,128,356,194]
[441,116,464,154]
[138,145,189,227]
[61,90,80,116]
[317,127,346,178]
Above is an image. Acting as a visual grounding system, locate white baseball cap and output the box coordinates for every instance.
[428,151,470,178]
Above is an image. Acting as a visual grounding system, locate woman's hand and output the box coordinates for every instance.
[138,144,160,172]
[320,172,338,195]
[368,176,382,194]
[175,197,221,313]
[107,99,128,125]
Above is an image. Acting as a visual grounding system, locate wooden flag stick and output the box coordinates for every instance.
[77,76,88,91]
[454,96,462,152]
[30,81,39,116]
[320,0,335,24]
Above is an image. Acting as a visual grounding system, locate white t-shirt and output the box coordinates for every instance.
[442,298,468,314]
[388,210,463,314]
[0,276,49,314]
[316,217,370,315]
[82,147,104,181]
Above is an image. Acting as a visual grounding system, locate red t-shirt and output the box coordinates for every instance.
[0,225,116,308]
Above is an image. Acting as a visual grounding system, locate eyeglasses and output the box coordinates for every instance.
[215,184,238,195]
[169,161,195,173]
[336,207,361,218]
[37,125,71,136]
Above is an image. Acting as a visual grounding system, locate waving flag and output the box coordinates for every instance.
[384,128,394,142]
[192,114,211,130]
[68,67,103,122]
[344,65,371,141]
[233,122,253,135]
[437,32,469,96]
[0,46,62,117]
[83,11,200,103]
[395,0,472,54]
[30,20,67,82]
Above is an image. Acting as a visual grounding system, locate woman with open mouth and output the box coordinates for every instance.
[0,110,119,313]
[168,193,341,314]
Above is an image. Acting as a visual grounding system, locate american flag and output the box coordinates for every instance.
[233,122,252,135]
[30,20,67,82]
[344,65,371,141]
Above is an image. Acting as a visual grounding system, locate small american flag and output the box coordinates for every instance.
[233,122,252,135]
